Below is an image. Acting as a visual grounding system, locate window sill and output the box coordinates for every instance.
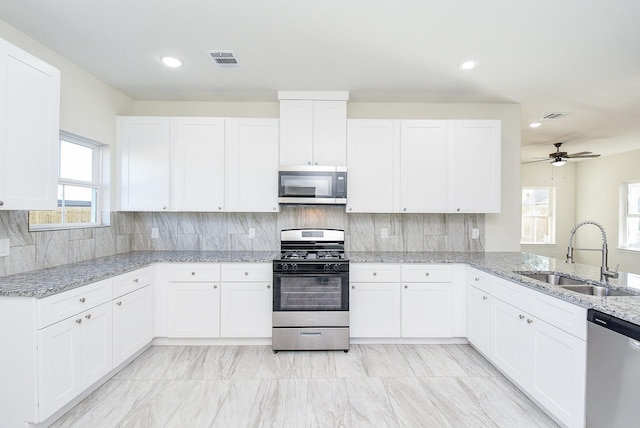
[29,223,106,232]
[521,243,557,246]
[617,247,640,254]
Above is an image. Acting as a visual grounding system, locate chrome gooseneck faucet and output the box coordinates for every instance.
[566,220,619,283]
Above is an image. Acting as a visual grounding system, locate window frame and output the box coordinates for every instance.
[521,186,556,245]
[619,182,640,251]
[29,131,103,231]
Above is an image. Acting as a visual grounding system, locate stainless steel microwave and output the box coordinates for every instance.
[278,166,347,205]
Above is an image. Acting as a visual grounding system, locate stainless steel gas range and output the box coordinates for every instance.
[272,229,349,352]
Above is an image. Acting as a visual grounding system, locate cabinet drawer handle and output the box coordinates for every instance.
[519,314,525,320]
[85,314,92,319]
[75,318,82,324]
[117,301,122,306]
[79,297,86,303]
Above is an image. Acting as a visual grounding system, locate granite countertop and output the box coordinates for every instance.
[2,249,640,326]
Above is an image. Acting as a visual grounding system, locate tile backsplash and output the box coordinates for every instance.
[0,207,484,277]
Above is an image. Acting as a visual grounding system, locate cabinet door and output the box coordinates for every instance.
[225,118,279,212]
[168,282,220,337]
[491,298,529,382]
[399,120,451,213]
[0,39,60,210]
[80,302,113,388]
[220,282,272,337]
[451,120,501,213]
[279,100,314,165]
[37,317,82,420]
[118,116,171,211]
[529,318,586,428]
[350,282,401,338]
[401,283,453,337]
[113,286,153,366]
[467,285,492,356]
[313,100,347,166]
[171,117,225,211]
[346,120,397,213]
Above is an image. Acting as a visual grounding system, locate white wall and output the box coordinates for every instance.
[574,149,640,274]
[521,161,577,260]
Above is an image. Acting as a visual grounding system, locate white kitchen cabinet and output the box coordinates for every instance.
[466,283,493,357]
[278,93,348,166]
[450,120,501,213]
[350,264,401,338]
[225,118,279,212]
[167,264,221,337]
[0,38,60,211]
[112,285,153,367]
[220,263,272,337]
[399,120,451,213]
[401,264,455,338]
[37,302,112,420]
[171,117,226,211]
[118,116,172,211]
[346,120,398,213]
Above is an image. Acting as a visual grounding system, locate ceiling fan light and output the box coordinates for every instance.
[551,159,566,167]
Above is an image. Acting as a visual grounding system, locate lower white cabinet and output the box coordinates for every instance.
[466,283,492,357]
[220,263,272,338]
[37,301,112,420]
[401,283,453,337]
[350,282,401,338]
[167,264,221,338]
[113,285,153,367]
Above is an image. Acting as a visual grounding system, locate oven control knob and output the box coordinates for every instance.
[282,264,288,271]
[323,264,331,271]
[333,264,340,271]
[291,263,298,271]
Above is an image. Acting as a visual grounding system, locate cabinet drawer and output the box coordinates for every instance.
[401,264,453,283]
[350,264,401,283]
[528,289,587,340]
[221,263,272,282]
[492,277,529,311]
[113,267,152,298]
[467,267,491,294]
[37,279,113,329]
[168,264,221,282]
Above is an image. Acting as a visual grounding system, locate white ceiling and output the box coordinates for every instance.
[1,0,639,162]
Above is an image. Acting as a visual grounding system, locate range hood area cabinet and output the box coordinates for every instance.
[117,116,279,212]
[346,119,501,214]
[278,91,348,166]
[0,37,61,211]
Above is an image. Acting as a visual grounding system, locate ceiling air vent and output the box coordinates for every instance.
[207,50,241,69]
[539,112,569,120]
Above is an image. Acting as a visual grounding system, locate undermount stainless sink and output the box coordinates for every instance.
[516,272,635,297]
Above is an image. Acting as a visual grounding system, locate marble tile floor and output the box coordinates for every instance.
[51,344,558,428]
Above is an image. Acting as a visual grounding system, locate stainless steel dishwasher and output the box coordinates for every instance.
[587,309,640,427]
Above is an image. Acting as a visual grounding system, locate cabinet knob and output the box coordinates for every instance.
[218,206,222,210]
[404,285,408,289]
[308,161,312,165]
[475,277,480,282]
[244,272,249,276]
[163,206,167,210]
[85,314,92,319]
[214,284,218,289]
[527,319,533,324]
[273,207,277,211]
[349,208,352,212]
[373,272,377,276]
[76,318,82,324]
[79,297,86,303]
[134,278,139,283]
[117,301,122,306]
[314,162,318,165]
[352,285,355,289]
[457,208,461,212]
[403,208,407,212]
[191,272,196,276]
[425,272,430,277]
[267,285,271,289]
[0,201,4,206]
[482,296,488,300]
[519,314,525,320]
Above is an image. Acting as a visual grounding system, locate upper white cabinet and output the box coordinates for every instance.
[118,116,172,211]
[346,120,398,213]
[346,119,501,214]
[278,91,348,166]
[118,117,279,212]
[225,118,279,212]
[171,117,226,211]
[0,38,60,211]
[450,120,501,213]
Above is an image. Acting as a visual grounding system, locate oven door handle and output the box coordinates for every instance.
[300,332,322,336]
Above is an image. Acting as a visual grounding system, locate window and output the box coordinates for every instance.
[29,131,102,230]
[620,182,640,250]
[521,187,555,244]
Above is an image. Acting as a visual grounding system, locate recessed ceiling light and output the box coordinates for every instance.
[459,60,478,70]
[161,56,182,68]
[529,122,542,128]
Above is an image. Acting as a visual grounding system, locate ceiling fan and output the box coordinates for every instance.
[523,142,601,166]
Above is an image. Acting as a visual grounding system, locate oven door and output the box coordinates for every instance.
[273,271,349,312]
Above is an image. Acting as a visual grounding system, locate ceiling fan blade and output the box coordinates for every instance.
[566,151,592,157]
[521,158,553,164]
[566,154,600,158]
